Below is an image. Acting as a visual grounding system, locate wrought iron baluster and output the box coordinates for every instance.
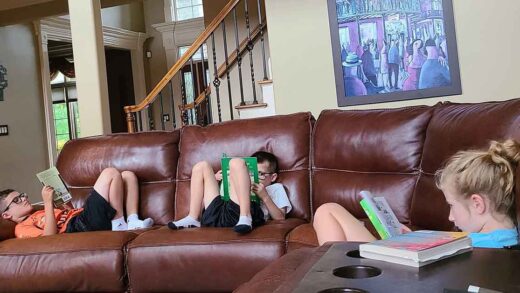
[180,72,189,126]
[244,0,258,103]
[233,7,246,106]
[200,42,212,124]
[159,92,165,130]
[136,110,142,132]
[211,33,222,122]
[169,80,177,129]
[257,0,268,81]
[189,57,196,125]
[222,21,235,119]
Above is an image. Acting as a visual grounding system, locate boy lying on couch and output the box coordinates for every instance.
[1,168,153,238]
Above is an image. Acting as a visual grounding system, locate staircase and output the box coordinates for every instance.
[124,0,273,133]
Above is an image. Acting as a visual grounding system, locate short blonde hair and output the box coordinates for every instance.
[435,139,520,219]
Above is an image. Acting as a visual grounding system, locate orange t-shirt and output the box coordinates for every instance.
[15,208,83,238]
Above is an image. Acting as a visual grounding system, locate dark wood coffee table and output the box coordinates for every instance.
[290,242,520,293]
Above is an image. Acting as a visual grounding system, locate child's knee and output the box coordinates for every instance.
[101,167,121,179]
[315,203,341,218]
[121,171,137,182]
[193,161,211,172]
[229,158,246,170]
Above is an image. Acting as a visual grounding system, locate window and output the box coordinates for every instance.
[173,0,203,21]
[178,44,208,61]
[51,72,80,153]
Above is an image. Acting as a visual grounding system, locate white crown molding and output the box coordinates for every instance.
[40,17,148,50]
[152,17,205,49]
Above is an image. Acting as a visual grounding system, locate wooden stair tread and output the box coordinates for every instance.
[235,102,268,110]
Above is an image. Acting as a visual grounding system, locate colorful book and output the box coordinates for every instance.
[359,190,401,239]
[36,167,74,209]
[359,230,472,267]
[220,154,259,202]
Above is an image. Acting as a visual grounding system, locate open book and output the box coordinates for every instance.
[359,190,401,239]
[220,154,259,202]
[359,230,472,267]
[36,167,74,209]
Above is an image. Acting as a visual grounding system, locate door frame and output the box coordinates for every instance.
[35,17,148,165]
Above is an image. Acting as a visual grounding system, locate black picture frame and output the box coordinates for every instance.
[328,0,461,107]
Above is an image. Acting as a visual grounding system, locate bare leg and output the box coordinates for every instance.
[228,158,251,218]
[169,161,219,229]
[191,161,220,218]
[121,171,154,230]
[93,167,124,220]
[313,203,376,246]
[122,171,139,216]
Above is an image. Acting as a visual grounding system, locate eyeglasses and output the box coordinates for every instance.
[2,192,28,213]
[258,172,274,180]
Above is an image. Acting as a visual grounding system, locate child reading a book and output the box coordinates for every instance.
[0,168,154,238]
[168,151,292,234]
[313,139,519,248]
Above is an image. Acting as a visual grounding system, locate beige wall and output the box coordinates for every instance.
[101,2,146,32]
[0,24,49,202]
[265,0,520,116]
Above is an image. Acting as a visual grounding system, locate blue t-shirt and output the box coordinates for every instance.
[469,228,519,248]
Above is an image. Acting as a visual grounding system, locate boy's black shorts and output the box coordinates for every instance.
[66,189,117,233]
[201,196,265,228]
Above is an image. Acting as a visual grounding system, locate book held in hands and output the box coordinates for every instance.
[359,190,402,239]
[359,230,472,267]
[220,154,259,202]
[36,167,74,209]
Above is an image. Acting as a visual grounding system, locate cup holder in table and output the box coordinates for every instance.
[346,249,363,258]
[317,288,369,293]
[333,265,381,279]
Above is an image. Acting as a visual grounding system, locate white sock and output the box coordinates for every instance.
[171,215,201,228]
[127,213,139,222]
[128,215,154,230]
[236,215,252,227]
[112,216,127,231]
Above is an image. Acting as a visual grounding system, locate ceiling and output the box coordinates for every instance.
[0,0,141,27]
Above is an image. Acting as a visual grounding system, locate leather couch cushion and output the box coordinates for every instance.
[0,231,136,292]
[411,99,520,230]
[176,112,313,221]
[312,107,432,224]
[127,218,305,293]
[56,131,180,224]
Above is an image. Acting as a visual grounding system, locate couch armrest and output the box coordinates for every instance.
[0,218,15,241]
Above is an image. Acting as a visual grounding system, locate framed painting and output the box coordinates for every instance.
[328,0,461,106]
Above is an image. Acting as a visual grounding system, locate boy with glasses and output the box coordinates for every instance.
[168,151,292,234]
[0,168,153,238]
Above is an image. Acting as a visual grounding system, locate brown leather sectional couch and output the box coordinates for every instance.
[1,98,520,292]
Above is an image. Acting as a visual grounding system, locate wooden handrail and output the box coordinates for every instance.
[180,23,267,113]
[124,0,241,117]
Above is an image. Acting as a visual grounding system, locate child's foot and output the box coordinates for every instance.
[168,215,201,230]
[111,216,128,231]
[233,216,252,234]
[128,217,154,230]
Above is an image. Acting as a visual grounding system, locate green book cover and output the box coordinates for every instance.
[221,155,259,202]
[360,198,390,239]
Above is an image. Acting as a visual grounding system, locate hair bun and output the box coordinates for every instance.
[488,139,520,165]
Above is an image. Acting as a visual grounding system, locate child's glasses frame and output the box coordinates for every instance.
[2,192,28,213]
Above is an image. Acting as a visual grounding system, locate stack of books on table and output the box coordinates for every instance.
[359,230,472,267]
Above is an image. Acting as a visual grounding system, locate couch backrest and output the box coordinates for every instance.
[57,131,180,225]
[411,99,520,230]
[175,112,313,221]
[312,98,520,231]
[312,107,433,224]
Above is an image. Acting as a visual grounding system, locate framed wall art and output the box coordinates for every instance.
[328,0,461,106]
